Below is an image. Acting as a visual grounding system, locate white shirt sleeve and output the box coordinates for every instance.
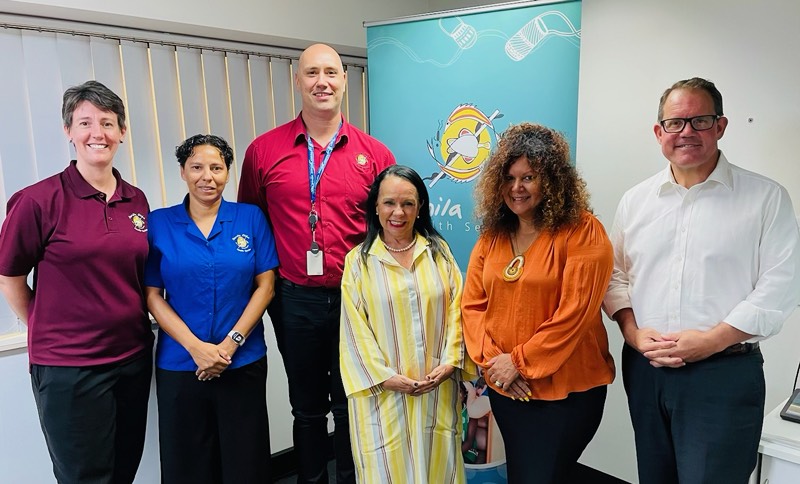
[602,195,632,320]
[723,185,800,338]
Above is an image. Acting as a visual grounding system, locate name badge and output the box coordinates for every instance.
[307,250,323,276]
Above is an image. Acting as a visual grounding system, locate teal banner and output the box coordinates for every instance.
[367,0,582,268]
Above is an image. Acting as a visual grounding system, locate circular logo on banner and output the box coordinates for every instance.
[426,104,502,187]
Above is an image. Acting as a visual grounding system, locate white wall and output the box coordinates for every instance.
[2,0,799,482]
[576,0,800,481]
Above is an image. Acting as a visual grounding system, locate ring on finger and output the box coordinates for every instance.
[495,380,502,387]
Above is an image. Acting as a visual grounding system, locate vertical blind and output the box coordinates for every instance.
[0,19,369,339]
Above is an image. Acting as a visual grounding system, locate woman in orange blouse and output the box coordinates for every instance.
[461,123,615,483]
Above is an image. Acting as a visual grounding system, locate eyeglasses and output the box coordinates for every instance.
[659,115,719,133]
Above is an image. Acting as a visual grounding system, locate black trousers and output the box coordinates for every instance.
[622,344,765,484]
[30,350,152,484]
[488,385,607,484]
[268,280,354,484]
[156,356,270,484]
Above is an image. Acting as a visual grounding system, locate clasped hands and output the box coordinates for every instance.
[630,327,721,368]
[485,353,531,401]
[190,339,239,381]
[383,364,455,396]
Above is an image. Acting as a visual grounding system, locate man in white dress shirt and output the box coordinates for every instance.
[604,77,800,483]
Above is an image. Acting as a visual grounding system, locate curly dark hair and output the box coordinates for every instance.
[175,134,234,168]
[473,123,590,236]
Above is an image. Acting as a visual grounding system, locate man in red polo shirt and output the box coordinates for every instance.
[238,43,395,484]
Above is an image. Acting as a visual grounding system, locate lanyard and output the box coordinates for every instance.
[306,122,342,205]
[306,122,342,254]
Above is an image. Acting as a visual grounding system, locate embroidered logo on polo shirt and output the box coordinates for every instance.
[356,153,368,166]
[233,234,252,253]
[129,213,147,232]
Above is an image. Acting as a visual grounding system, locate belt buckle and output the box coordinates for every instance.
[723,342,757,356]
[726,343,747,355]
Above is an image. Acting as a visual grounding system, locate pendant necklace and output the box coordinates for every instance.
[503,234,525,282]
[384,238,417,253]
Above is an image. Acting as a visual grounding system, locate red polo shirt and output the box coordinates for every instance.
[239,114,395,287]
[0,161,154,366]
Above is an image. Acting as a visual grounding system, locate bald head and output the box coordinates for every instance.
[299,44,344,72]
[295,44,347,118]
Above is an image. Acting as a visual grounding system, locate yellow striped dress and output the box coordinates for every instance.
[340,234,478,484]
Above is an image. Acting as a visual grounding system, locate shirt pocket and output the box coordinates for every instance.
[344,162,376,215]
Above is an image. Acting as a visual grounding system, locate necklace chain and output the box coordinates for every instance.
[383,239,416,253]
[511,235,521,257]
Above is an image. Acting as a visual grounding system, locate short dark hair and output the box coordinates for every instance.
[62,80,126,130]
[361,165,451,263]
[658,77,724,121]
[175,134,234,168]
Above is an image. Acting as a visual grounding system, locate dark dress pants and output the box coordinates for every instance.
[489,385,607,484]
[156,356,270,484]
[622,344,765,484]
[30,350,152,484]
[269,279,354,484]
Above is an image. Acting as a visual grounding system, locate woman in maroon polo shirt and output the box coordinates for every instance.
[0,80,153,484]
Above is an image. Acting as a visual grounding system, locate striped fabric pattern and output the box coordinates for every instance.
[340,234,478,483]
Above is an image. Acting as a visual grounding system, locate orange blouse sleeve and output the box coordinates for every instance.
[510,214,613,380]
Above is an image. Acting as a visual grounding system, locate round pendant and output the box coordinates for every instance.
[502,255,525,282]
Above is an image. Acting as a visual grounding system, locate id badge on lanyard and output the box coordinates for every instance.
[306,123,341,276]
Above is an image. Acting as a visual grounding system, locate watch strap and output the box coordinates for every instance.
[227,330,245,346]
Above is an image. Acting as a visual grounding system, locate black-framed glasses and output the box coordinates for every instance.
[659,115,719,133]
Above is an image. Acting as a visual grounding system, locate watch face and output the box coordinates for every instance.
[231,332,244,344]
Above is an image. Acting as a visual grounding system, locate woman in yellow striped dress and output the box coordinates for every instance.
[340,165,478,483]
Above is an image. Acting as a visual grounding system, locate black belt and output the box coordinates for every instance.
[718,342,759,357]
[278,278,340,293]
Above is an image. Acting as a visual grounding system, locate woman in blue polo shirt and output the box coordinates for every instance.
[145,134,279,484]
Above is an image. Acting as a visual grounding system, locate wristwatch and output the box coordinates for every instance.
[227,330,245,346]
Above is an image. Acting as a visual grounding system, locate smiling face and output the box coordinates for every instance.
[502,156,542,222]
[654,88,727,184]
[295,44,347,117]
[180,144,229,207]
[63,100,125,169]
[376,175,420,242]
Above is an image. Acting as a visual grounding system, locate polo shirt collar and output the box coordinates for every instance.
[178,195,234,221]
[65,160,137,201]
[216,197,235,222]
[656,150,733,196]
[177,195,234,240]
[292,112,350,147]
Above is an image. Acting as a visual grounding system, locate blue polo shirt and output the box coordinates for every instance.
[144,197,278,371]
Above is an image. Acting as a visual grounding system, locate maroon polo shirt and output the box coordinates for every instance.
[0,161,153,366]
[239,114,395,287]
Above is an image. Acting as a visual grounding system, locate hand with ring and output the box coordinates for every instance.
[487,353,532,400]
